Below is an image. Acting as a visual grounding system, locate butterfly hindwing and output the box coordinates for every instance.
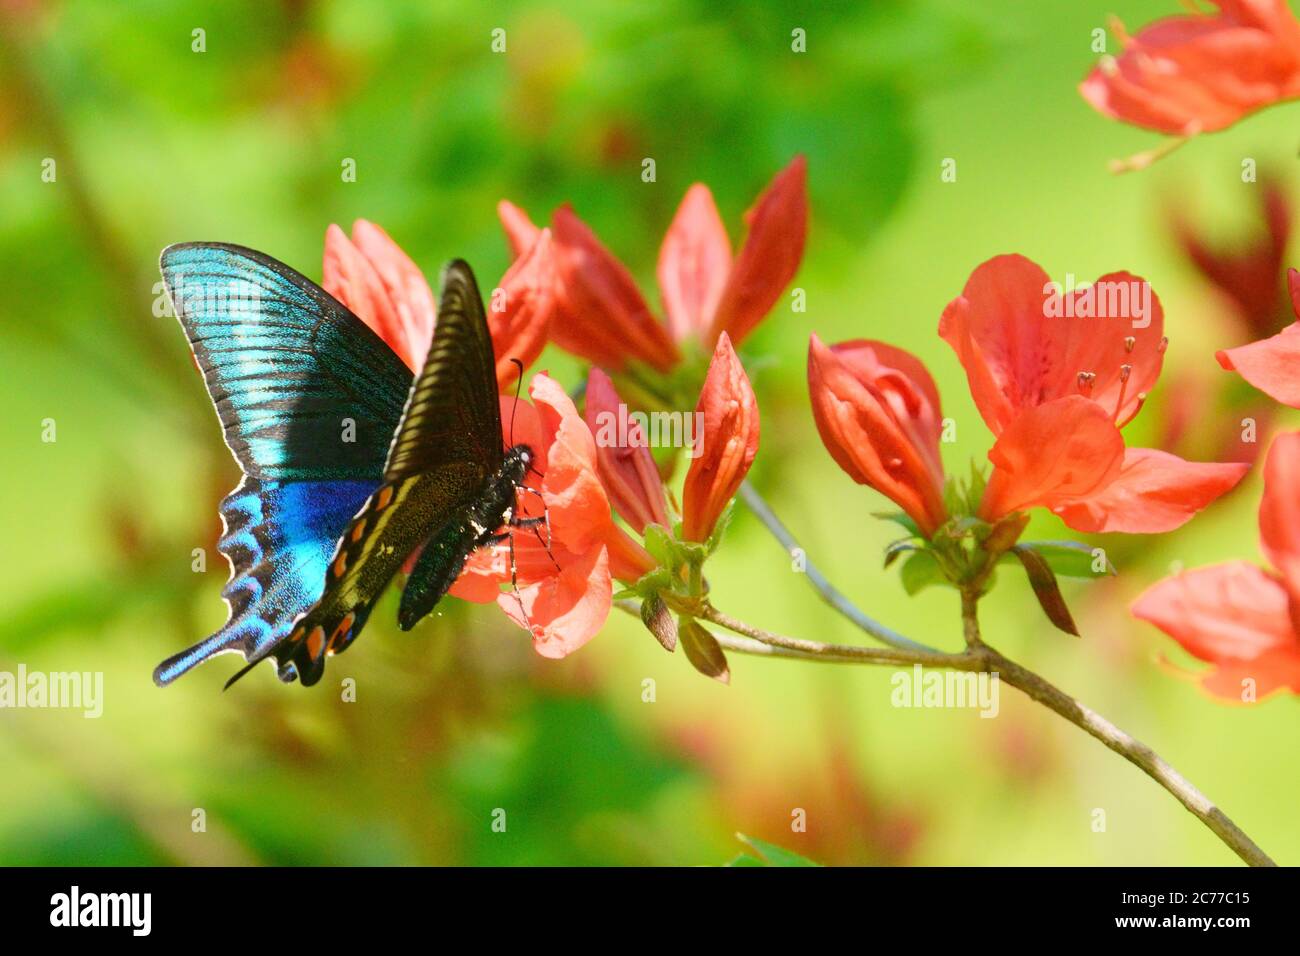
[153,478,377,685]
[154,243,412,685]
[267,260,509,685]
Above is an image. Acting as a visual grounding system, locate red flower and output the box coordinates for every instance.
[584,367,671,534]
[1218,268,1300,406]
[1172,179,1292,341]
[450,373,653,658]
[323,219,556,388]
[807,335,948,537]
[498,156,807,371]
[942,255,1247,532]
[1133,432,1300,700]
[680,333,760,542]
[1080,1,1300,139]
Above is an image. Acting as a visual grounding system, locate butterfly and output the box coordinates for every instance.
[154,243,542,688]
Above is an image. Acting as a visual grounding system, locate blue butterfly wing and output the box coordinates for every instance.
[153,243,412,685]
[154,478,377,684]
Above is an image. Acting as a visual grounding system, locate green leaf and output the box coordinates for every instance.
[899,549,945,595]
[724,853,766,867]
[883,538,920,568]
[731,833,820,867]
[1004,541,1115,578]
[1010,545,1079,636]
[872,511,920,538]
[679,617,730,683]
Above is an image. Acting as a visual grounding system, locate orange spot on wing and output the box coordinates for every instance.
[376,485,394,510]
[333,552,347,578]
[350,521,366,543]
[305,625,326,661]
[329,612,356,650]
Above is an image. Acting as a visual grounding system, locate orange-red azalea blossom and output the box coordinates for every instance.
[323,218,556,389]
[807,335,949,537]
[1080,1,1300,138]
[498,156,807,371]
[584,367,671,534]
[941,254,1248,532]
[681,333,761,543]
[1218,268,1300,406]
[1133,431,1300,700]
[450,373,653,659]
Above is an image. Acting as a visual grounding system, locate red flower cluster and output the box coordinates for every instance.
[809,254,1248,539]
[497,156,807,371]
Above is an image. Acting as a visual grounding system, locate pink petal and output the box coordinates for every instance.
[1053,447,1248,533]
[500,544,612,659]
[1132,561,1300,699]
[657,183,732,345]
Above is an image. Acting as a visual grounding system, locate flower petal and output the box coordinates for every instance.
[1217,272,1300,407]
[1132,560,1300,700]
[1052,447,1248,533]
[550,206,680,372]
[657,184,732,345]
[707,156,808,348]
[1080,3,1300,136]
[323,223,415,371]
[979,396,1125,521]
[940,255,1164,434]
[1171,179,1290,339]
[489,228,556,390]
[682,333,760,542]
[500,544,612,659]
[583,367,670,532]
[807,334,948,536]
[1258,431,1300,600]
[349,220,437,372]
[498,199,543,259]
[530,373,615,556]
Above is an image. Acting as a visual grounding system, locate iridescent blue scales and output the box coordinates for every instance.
[154,243,532,688]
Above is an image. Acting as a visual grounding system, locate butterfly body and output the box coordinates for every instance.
[154,242,527,688]
[396,444,534,633]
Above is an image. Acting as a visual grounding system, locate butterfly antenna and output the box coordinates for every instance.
[508,357,524,447]
[223,657,262,691]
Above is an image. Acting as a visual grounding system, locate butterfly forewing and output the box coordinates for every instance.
[161,243,411,481]
[383,259,504,479]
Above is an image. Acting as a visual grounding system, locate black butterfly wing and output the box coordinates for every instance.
[265,260,508,686]
[153,243,412,685]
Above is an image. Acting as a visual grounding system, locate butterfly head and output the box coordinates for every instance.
[502,443,535,487]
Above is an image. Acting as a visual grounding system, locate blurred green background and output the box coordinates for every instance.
[1,0,1296,866]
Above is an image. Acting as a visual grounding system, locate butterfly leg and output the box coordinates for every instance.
[514,485,559,571]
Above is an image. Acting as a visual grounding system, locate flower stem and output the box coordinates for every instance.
[689,599,1277,867]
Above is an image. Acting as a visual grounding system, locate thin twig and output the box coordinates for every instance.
[738,481,939,654]
[616,594,1278,866]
